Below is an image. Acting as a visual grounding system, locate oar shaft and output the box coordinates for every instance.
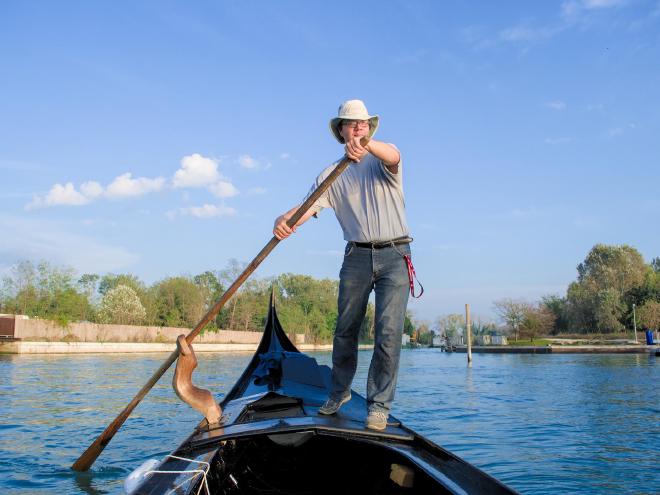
[72,152,356,472]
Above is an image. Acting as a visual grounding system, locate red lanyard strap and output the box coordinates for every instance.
[403,254,424,298]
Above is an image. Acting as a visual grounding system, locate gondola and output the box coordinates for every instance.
[125,294,518,494]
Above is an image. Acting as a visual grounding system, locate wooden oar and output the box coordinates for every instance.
[71,143,366,471]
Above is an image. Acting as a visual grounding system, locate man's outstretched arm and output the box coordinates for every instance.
[346,138,401,173]
[366,140,400,173]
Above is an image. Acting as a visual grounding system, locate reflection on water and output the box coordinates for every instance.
[0,351,657,494]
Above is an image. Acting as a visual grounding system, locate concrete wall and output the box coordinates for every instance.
[10,317,305,344]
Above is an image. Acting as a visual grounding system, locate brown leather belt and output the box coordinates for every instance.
[352,237,412,249]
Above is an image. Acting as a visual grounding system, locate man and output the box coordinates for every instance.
[273,99,412,431]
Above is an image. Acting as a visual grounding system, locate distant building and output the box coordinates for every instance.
[491,335,508,345]
[402,333,411,346]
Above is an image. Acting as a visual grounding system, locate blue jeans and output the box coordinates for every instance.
[330,242,411,414]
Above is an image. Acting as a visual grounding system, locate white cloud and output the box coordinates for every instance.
[25,152,243,211]
[179,204,237,219]
[27,173,165,209]
[545,101,567,110]
[44,182,88,205]
[171,153,239,198]
[238,154,260,169]
[280,153,290,160]
[26,182,90,210]
[80,181,103,199]
[247,187,267,195]
[208,180,239,198]
[106,173,165,198]
[172,153,220,188]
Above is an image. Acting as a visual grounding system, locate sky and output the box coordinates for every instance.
[1,0,659,324]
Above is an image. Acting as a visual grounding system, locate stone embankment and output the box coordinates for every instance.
[0,341,336,354]
[0,315,345,354]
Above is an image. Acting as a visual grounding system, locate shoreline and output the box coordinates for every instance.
[453,345,658,354]
[0,340,376,354]
[2,340,657,355]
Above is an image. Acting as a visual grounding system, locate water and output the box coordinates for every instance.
[0,350,657,494]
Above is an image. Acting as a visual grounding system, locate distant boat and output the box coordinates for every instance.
[125,294,518,494]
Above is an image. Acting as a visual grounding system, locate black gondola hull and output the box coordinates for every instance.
[128,295,518,495]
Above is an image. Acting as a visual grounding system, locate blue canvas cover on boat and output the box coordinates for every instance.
[253,351,326,388]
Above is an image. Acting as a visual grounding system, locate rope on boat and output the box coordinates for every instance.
[145,454,211,495]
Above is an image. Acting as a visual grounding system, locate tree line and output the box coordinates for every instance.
[491,244,660,338]
[4,243,653,345]
[0,259,394,344]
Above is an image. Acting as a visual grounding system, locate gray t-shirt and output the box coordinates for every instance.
[304,151,409,243]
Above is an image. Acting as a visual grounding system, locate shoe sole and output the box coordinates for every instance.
[318,395,351,415]
[365,421,388,431]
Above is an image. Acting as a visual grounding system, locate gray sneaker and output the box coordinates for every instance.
[366,409,388,431]
[318,394,351,415]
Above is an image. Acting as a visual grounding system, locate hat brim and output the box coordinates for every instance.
[329,116,379,144]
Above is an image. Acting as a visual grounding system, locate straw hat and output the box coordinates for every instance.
[329,99,379,144]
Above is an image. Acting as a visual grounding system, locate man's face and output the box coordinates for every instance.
[339,120,370,143]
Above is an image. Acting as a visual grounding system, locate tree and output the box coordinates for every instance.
[470,317,498,336]
[403,310,415,336]
[0,260,92,325]
[78,273,100,300]
[541,294,569,334]
[98,273,155,323]
[98,284,146,325]
[493,298,529,341]
[150,276,207,328]
[411,319,433,346]
[594,289,624,332]
[520,304,556,341]
[194,270,224,313]
[231,278,271,332]
[99,273,146,296]
[566,281,596,332]
[637,300,660,330]
[436,314,465,342]
[566,244,651,333]
[218,259,248,330]
[576,244,648,295]
[651,257,660,273]
[276,273,339,342]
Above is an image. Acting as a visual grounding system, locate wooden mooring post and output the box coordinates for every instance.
[465,303,473,366]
